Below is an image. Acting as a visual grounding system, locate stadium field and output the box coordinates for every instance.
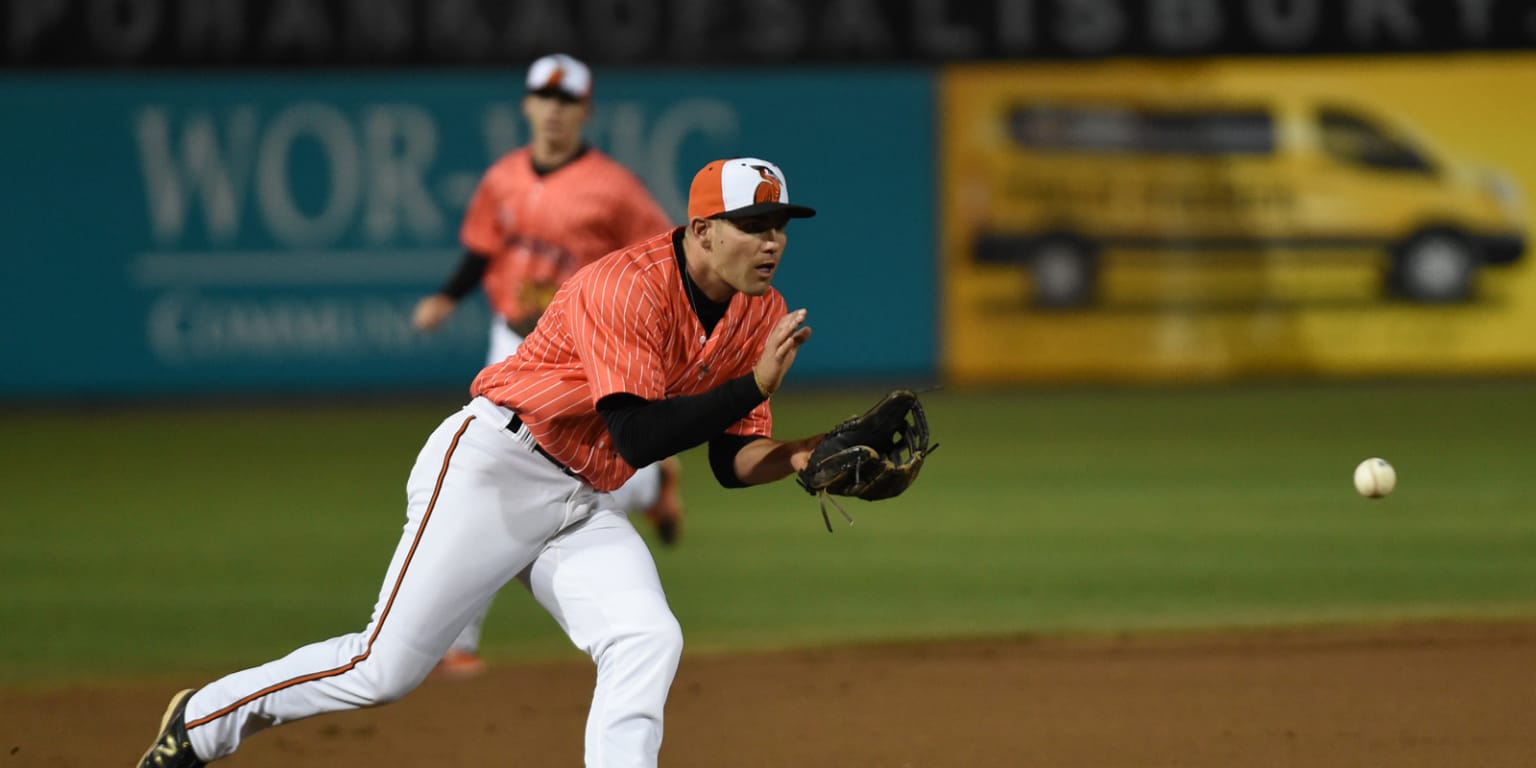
[3,379,1533,765]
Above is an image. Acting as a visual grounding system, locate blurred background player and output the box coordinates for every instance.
[411,52,683,678]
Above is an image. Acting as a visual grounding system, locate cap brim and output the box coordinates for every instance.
[712,202,817,220]
[527,86,586,102]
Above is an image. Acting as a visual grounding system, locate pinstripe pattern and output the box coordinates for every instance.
[472,228,782,491]
[460,147,671,325]
[185,415,478,730]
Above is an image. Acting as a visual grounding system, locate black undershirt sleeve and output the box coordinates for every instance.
[707,432,760,488]
[597,375,766,472]
[438,249,490,300]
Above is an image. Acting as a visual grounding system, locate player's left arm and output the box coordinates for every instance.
[708,432,824,487]
[599,384,765,469]
[570,258,761,466]
[594,306,811,472]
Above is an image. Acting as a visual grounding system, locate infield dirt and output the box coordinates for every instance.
[14,620,1536,766]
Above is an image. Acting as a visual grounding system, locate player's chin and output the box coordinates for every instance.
[734,273,774,296]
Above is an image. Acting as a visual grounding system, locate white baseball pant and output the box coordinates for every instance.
[181,396,684,767]
[452,318,664,656]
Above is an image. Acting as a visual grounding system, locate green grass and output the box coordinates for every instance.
[3,380,1534,685]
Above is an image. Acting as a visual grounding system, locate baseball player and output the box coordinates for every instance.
[412,53,682,678]
[137,157,824,768]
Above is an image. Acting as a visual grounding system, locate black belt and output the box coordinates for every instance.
[505,413,580,478]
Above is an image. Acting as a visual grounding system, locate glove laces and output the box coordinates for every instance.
[817,490,855,532]
[816,455,862,532]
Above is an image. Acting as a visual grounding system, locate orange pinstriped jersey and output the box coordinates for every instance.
[471,228,782,491]
[460,147,671,325]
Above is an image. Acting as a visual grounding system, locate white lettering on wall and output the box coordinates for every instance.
[480,103,524,160]
[627,99,741,221]
[601,102,651,182]
[136,106,258,245]
[148,291,489,361]
[256,103,361,246]
[132,95,742,363]
[363,104,443,242]
[136,103,452,247]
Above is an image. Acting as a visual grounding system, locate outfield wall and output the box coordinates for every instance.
[5,56,1536,400]
[0,71,936,398]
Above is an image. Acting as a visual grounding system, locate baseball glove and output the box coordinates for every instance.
[796,389,937,531]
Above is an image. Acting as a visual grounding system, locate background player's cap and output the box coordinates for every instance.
[525,53,592,101]
[687,158,817,221]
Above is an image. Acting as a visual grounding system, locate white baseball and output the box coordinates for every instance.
[1353,458,1397,498]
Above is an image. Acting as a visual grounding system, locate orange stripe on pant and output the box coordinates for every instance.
[185,415,475,731]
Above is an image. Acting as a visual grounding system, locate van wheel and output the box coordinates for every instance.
[1031,236,1098,308]
[1388,232,1477,303]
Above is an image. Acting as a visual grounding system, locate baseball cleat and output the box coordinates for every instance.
[644,457,685,546]
[430,648,486,680]
[136,688,204,768]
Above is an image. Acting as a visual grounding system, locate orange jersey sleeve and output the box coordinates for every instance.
[471,229,782,491]
[458,148,673,325]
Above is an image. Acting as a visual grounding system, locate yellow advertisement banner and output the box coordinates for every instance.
[942,54,1536,383]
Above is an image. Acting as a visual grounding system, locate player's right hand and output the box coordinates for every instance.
[753,308,811,397]
[412,294,457,332]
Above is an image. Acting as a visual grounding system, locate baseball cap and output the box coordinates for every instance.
[687,158,817,221]
[525,53,592,101]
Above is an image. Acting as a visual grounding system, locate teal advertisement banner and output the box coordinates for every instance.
[0,71,934,398]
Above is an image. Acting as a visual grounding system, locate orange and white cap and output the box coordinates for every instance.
[687,158,817,221]
[525,53,592,100]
